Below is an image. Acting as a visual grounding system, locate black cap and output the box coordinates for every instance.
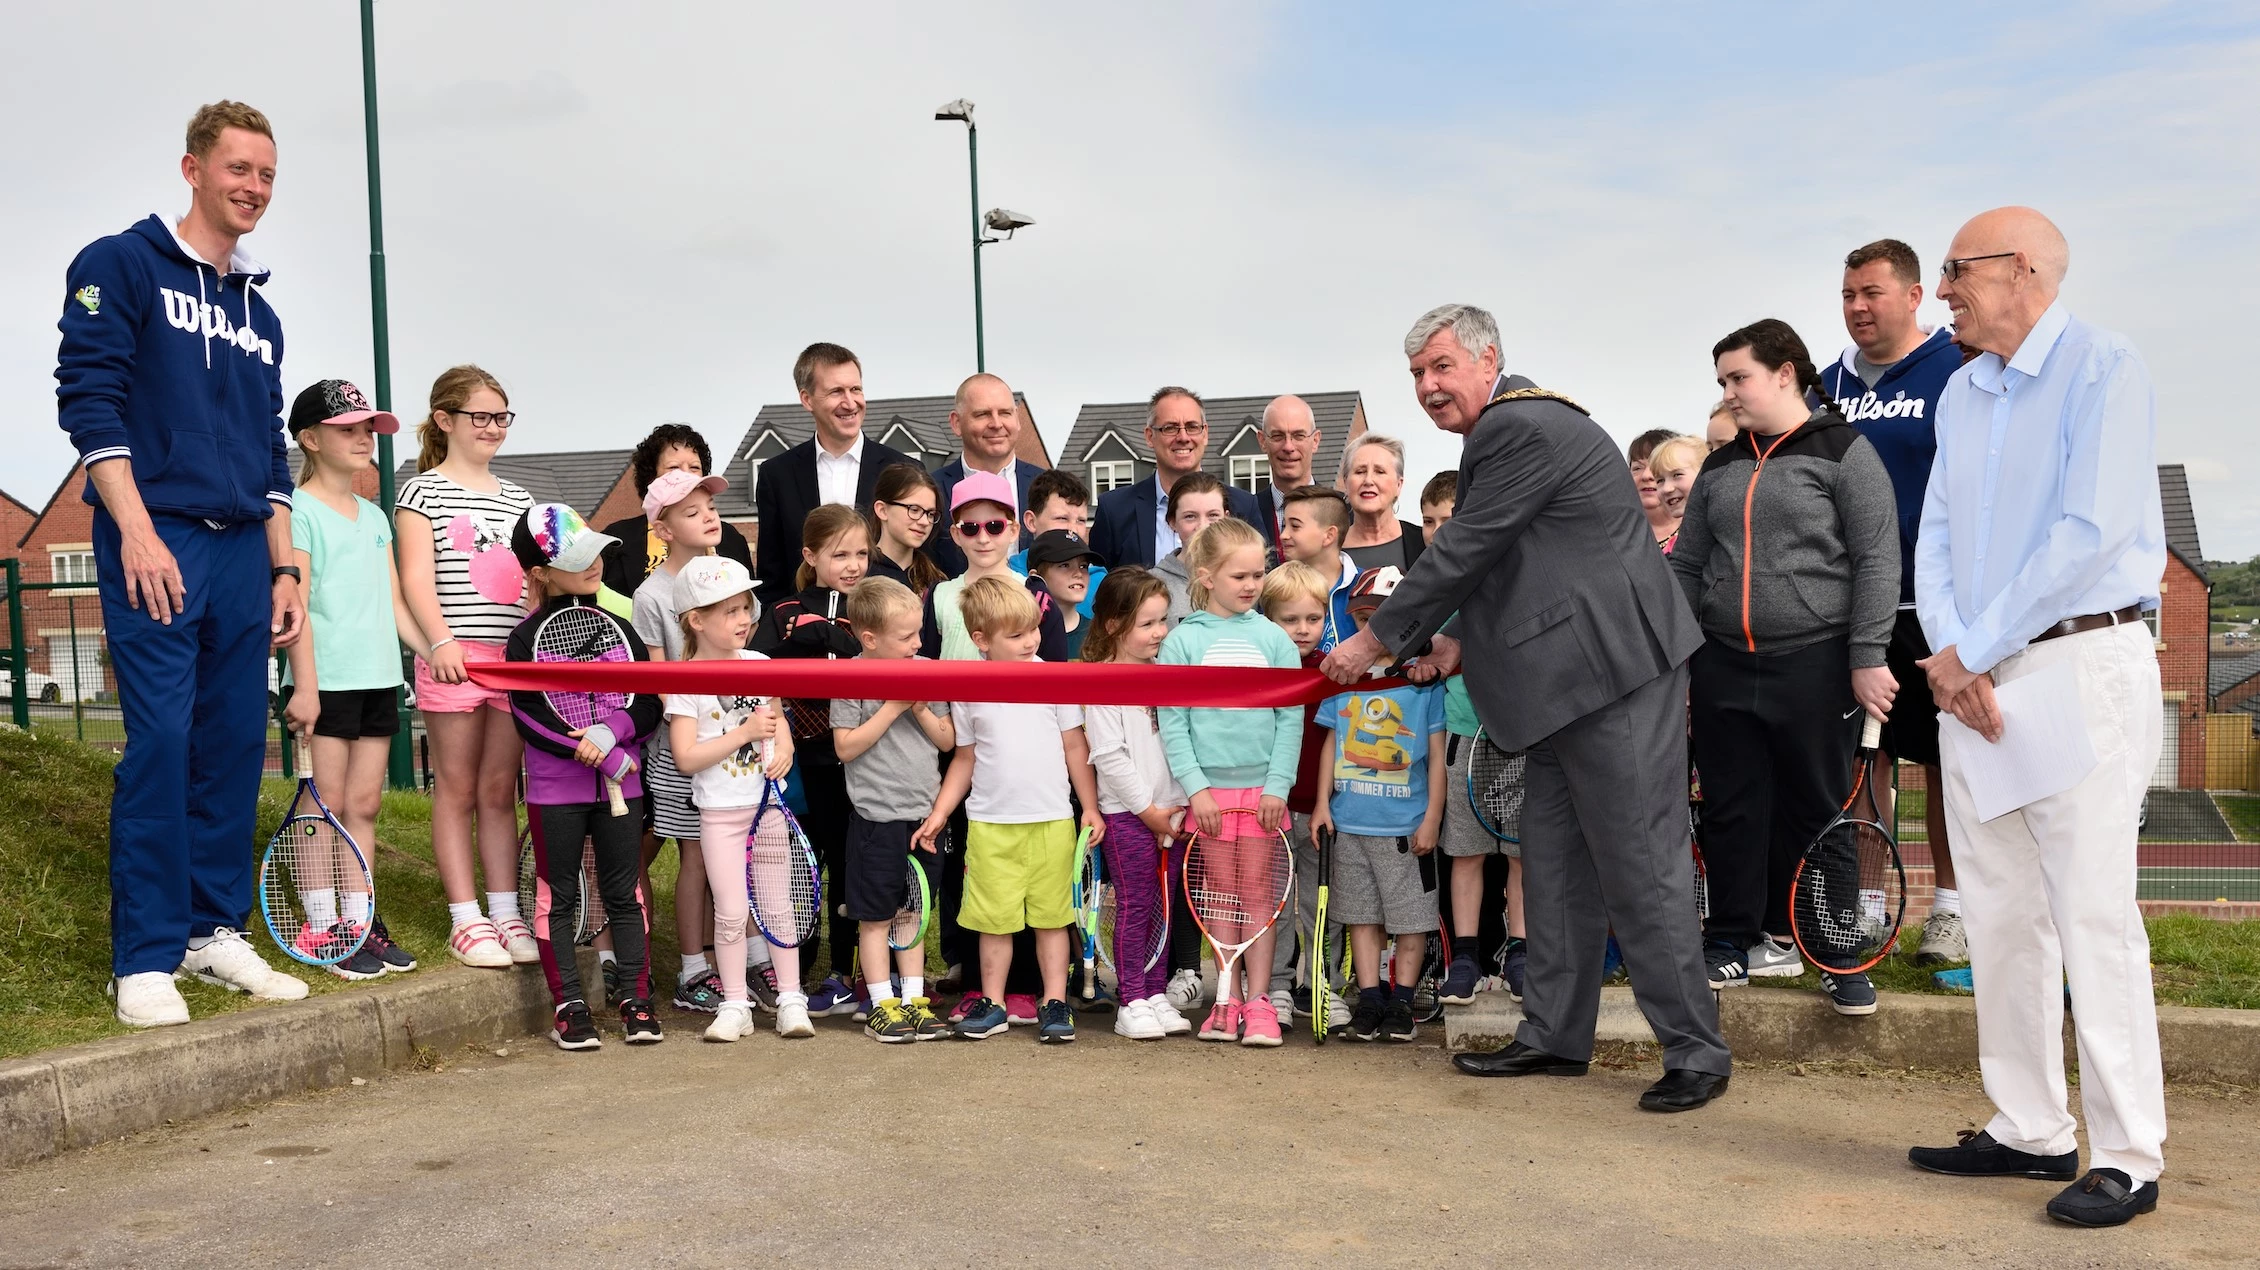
[1026,529,1104,570]
[287,379,400,436]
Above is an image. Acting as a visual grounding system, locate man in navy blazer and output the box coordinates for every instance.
[753,342,915,599]
[928,372,1040,578]
[1088,386,1264,569]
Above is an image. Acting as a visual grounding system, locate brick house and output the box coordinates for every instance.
[2156,464,2210,789]
[1056,391,1368,502]
[10,463,108,700]
[713,394,1052,547]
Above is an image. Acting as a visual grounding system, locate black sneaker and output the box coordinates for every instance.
[1347,995,1385,1042]
[747,961,780,1013]
[1439,955,1480,1005]
[1038,998,1077,1044]
[1820,970,1878,1017]
[673,969,724,1014]
[364,919,418,973]
[1380,997,1418,1042]
[1908,1129,2078,1181]
[1704,942,1748,990]
[553,1001,601,1051]
[620,997,664,1044]
[1502,939,1527,1002]
[600,959,624,1009]
[326,940,387,981]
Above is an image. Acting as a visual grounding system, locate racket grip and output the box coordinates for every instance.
[1081,954,1096,1002]
[606,778,628,817]
[1860,714,1884,750]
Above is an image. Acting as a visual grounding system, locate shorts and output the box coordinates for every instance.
[412,638,510,714]
[1441,733,1517,858]
[1327,831,1440,935]
[844,811,917,922]
[642,738,702,840]
[960,818,1075,934]
[282,684,400,740]
[1880,609,1942,768]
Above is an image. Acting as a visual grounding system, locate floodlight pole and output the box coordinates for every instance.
[965,120,986,372]
[362,0,411,790]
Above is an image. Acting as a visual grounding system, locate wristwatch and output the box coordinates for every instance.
[271,565,302,583]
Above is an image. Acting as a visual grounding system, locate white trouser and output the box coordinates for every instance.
[1936,620,2166,1182]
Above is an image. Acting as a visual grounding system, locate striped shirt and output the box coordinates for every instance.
[396,471,534,644]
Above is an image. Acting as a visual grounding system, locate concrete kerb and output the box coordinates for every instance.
[1443,985,2260,1085]
[0,962,555,1170]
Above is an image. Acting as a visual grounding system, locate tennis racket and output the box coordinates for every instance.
[1312,825,1334,1045]
[748,778,823,948]
[259,746,375,966]
[1788,714,1906,974]
[888,853,931,952]
[575,839,608,945]
[1099,832,1169,986]
[1410,844,1449,1024]
[531,603,637,817]
[1183,805,1294,1026]
[1072,828,1102,1003]
[515,824,610,945]
[1467,729,1525,843]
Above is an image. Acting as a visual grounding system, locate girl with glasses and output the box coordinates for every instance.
[865,462,947,598]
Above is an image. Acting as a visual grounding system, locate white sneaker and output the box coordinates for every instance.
[1747,935,1805,979]
[704,1003,757,1043]
[447,920,514,969]
[1165,968,1206,1012]
[1113,998,1165,1040]
[178,929,309,1001]
[1324,987,1353,1029]
[493,916,540,965]
[1268,987,1295,1026]
[1146,994,1193,1036]
[110,972,190,1027]
[775,998,815,1038]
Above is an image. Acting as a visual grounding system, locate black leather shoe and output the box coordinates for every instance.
[1638,1068,1728,1112]
[1451,1040,1589,1078]
[1908,1129,2079,1181]
[2047,1169,2158,1227]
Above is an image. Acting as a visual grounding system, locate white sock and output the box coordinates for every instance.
[777,990,808,1007]
[486,892,521,924]
[900,976,924,1001]
[680,953,711,984]
[341,891,372,924]
[304,888,339,931]
[868,980,898,1006]
[447,901,483,929]
[1933,888,1962,917]
[747,942,772,969]
[598,949,618,965]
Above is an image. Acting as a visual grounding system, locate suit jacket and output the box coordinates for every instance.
[752,436,916,599]
[1364,375,1703,752]
[927,456,1042,578]
[1089,474,1267,570]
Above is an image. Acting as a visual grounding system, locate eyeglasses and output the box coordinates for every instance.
[448,410,516,428]
[1149,422,1207,439]
[879,500,936,525]
[954,518,1013,539]
[1939,253,2020,283]
[1263,430,1315,445]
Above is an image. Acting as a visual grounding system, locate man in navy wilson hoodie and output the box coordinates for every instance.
[1820,238,1972,968]
[55,102,309,1027]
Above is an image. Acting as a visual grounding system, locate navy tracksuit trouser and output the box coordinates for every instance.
[96,508,272,977]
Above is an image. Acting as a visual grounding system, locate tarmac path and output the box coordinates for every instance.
[1,1015,2253,1267]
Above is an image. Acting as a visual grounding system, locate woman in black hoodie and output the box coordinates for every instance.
[1670,319,1900,1016]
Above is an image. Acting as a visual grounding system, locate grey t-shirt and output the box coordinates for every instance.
[831,695,951,823]
[1852,352,1892,389]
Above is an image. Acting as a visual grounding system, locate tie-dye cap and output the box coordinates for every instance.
[510,503,618,572]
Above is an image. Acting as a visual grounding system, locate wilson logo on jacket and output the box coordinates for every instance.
[1833,390,1926,422]
[159,287,274,364]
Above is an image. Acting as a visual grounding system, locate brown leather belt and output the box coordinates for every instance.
[2029,604,2145,645]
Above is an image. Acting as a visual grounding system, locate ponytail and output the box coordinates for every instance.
[1710,318,1844,426]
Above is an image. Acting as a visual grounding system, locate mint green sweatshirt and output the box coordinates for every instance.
[1157,607,1303,799]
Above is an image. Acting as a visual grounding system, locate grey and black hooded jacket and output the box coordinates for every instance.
[1668,408,1900,667]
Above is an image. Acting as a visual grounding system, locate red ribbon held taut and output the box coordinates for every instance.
[467,659,1406,708]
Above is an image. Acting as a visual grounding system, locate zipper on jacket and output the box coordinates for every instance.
[1737,423,1804,652]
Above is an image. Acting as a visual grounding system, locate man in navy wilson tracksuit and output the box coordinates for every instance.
[55,102,310,1026]
[1820,239,1972,969]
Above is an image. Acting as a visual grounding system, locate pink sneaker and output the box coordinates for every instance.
[1005,994,1040,1025]
[1239,997,1283,1047]
[1198,1000,1242,1042]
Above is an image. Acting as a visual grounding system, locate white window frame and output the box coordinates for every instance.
[1088,460,1136,494]
[49,548,97,591]
[1229,454,1272,496]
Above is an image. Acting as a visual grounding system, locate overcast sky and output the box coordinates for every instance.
[7,2,2258,556]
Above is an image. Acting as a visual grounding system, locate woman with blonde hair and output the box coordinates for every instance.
[1337,434,1427,575]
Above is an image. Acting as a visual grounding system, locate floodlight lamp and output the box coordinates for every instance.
[984,208,1035,233]
[935,99,975,123]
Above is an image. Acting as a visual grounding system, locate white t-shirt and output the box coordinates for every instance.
[1084,703,1184,816]
[663,649,773,811]
[395,471,534,645]
[631,563,685,661]
[954,698,1082,825]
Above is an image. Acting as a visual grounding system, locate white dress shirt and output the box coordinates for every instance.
[813,433,866,508]
[1914,302,2165,674]
[1151,474,1178,563]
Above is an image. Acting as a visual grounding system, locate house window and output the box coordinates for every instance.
[1229,454,1271,496]
[2142,607,2161,640]
[50,551,96,588]
[1089,461,1136,494]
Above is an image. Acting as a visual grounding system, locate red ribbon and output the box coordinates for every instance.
[467,659,1408,707]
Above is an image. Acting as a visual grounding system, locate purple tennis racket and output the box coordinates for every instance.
[532,604,637,816]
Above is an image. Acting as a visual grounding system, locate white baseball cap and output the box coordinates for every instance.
[671,555,758,615]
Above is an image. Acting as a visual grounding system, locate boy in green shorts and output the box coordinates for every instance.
[914,576,1105,1042]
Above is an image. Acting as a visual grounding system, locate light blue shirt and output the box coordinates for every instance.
[1914,302,2164,675]
[1152,474,1178,565]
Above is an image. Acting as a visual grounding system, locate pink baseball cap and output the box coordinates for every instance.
[643,469,728,522]
[949,468,1017,516]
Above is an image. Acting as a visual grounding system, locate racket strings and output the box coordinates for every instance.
[1793,816,1902,959]
[748,810,817,944]
[887,858,926,951]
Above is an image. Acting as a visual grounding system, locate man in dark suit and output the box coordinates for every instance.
[753,342,915,600]
[1253,394,1323,551]
[928,372,1040,578]
[1322,303,1730,1113]
[1088,386,1265,569]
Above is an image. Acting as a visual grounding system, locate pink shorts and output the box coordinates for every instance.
[414,638,511,714]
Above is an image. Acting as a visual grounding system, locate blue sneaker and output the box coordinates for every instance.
[1038,998,1076,1044]
[1820,970,1877,1017]
[1439,955,1480,1006]
[1602,935,1625,983]
[1934,967,1975,994]
[1502,940,1527,1002]
[808,974,859,1017]
[954,995,1008,1039]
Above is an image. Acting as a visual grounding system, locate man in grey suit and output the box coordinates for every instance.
[1322,303,1731,1112]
